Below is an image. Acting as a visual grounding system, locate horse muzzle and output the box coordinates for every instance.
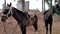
[1,18,6,22]
[1,16,8,22]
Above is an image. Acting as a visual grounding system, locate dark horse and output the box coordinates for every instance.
[1,3,38,34]
[43,4,60,34]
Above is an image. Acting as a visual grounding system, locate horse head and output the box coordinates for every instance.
[1,3,12,22]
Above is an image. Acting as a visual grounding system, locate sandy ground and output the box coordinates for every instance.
[0,11,60,34]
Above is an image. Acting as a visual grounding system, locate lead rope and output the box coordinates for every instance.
[3,6,13,34]
[2,6,18,34]
[2,7,12,34]
[11,12,19,34]
[12,24,18,34]
[3,22,7,34]
[9,7,18,34]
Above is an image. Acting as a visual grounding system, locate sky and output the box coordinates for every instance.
[0,0,55,12]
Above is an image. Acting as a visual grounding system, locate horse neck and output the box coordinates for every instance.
[44,7,54,18]
[53,6,56,14]
[12,7,26,22]
[49,7,54,15]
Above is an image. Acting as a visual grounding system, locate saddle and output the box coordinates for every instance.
[24,12,35,25]
[24,12,35,19]
[28,12,35,17]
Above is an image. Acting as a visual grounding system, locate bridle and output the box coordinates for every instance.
[1,6,13,17]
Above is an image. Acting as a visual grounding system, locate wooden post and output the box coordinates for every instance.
[5,0,6,7]
[3,0,6,12]
[42,0,45,12]
[51,0,52,7]
[21,0,25,12]
[43,0,45,11]
[42,0,43,12]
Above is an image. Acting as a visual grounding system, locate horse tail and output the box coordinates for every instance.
[33,14,38,31]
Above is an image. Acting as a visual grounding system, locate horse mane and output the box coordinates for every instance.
[43,11,48,15]
[12,7,25,15]
[12,7,29,19]
[43,6,55,15]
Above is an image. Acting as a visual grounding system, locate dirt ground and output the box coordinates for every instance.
[0,11,60,34]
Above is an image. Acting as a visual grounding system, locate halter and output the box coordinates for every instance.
[1,6,13,17]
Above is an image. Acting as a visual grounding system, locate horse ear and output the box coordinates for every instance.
[10,2,12,7]
[7,3,9,6]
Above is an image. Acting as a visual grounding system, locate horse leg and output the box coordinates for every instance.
[33,22,38,34]
[50,22,52,34]
[33,15,38,34]
[45,22,48,34]
[21,26,26,34]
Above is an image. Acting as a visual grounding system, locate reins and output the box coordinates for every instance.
[1,6,13,18]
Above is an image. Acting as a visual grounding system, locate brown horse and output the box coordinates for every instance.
[1,3,38,34]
